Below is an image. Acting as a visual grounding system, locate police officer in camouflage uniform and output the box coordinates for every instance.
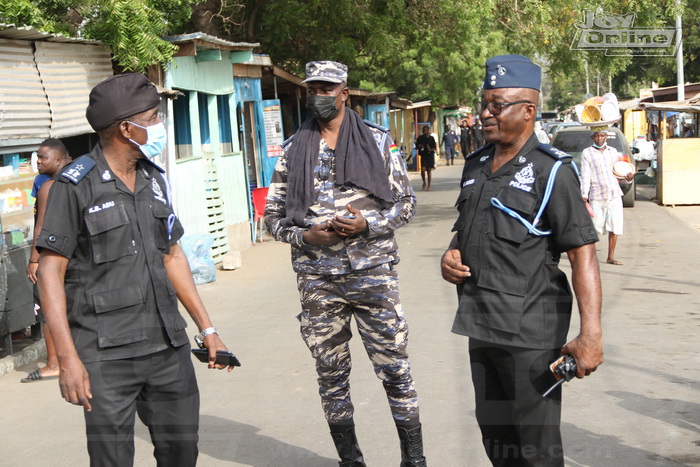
[440,55,604,466]
[265,61,426,467]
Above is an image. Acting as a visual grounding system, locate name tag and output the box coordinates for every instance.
[462,179,475,187]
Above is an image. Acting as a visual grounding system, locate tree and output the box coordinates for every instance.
[0,0,195,73]
[1,0,695,106]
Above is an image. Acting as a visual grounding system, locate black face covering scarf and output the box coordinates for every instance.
[281,108,394,227]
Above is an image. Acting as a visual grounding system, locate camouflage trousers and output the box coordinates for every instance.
[296,262,420,424]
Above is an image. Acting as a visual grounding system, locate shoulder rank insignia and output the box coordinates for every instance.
[466,143,494,161]
[538,143,572,161]
[363,119,389,132]
[281,134,295,149]
[60,155,97,184]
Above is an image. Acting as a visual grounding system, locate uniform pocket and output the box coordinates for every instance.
[151,202,173,252]
[93,283,147,348]
[474,267,529,334]
[452,186,474,232]
[85,204,134,264]
[492,187,539,244]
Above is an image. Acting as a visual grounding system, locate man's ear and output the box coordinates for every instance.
[118,120,133,139]
[523,104,538,122]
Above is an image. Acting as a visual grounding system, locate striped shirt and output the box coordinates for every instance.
[580,145,623,201]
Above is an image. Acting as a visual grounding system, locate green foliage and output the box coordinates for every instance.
[2,0,697,106]
[0,0,196,72]
[0,0,52,31]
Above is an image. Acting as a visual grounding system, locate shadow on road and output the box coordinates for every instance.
[135,414,336,466]
[562,422,693,466]
[607,390,700,435]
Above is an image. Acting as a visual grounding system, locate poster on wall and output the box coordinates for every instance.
[262,102,284,158]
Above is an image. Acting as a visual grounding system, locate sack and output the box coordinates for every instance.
[180,234,216,284]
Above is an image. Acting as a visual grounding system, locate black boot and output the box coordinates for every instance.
[329,423,366,467]
[396,423,427,467]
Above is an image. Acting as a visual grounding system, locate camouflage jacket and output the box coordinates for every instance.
[265,124,416,275]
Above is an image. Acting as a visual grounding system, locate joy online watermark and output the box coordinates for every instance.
[571,10,679,57]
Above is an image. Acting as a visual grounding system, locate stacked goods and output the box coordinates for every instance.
[575,93,620,126]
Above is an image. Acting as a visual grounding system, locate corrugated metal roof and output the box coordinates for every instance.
[163,32,259,50]
[34,41,113,137]
[0,38,51,143]
[0,23,102,45]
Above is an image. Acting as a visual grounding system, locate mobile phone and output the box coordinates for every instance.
[191,348,241,367]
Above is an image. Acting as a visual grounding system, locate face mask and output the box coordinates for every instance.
[127,121,167,158]
[592,142,607,149]
[306,95,340,122]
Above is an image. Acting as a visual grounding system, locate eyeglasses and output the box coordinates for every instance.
[319,152,331,181]
[480,100,534,116]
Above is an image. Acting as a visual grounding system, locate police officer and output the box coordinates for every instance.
[265,61,426,467]
[440,55,604,466]
[37,73,235,467]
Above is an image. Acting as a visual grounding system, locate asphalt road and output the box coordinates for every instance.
[1,162,698,466]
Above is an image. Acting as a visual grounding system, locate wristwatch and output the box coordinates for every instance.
[194,327,218,349]
[198,327,218,339]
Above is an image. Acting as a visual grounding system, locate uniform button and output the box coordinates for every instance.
[589,229,595,235]
[48,235,56,243]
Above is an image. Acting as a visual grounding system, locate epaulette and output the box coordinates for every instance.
[465,143,494,160]
[281,135,295,148]
[537,143,572,162]
[141,158,166,174]
[363,119,389,133]
[59,155,97,184]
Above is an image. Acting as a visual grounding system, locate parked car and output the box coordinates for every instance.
[550,126,638,207]
[542,121,561,140]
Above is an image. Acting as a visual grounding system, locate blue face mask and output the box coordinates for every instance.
[127,121,167,158]
[592,142,607,149]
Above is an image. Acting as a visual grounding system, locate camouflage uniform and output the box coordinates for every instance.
[265,124,419,424]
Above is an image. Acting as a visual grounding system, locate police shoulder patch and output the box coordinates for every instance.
[466,143,494,161]
[538,143,572,162]
[363,120,389,132]
[59,155,97,184]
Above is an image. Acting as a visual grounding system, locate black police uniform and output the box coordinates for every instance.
[451,134,598,466]
[37,144,199,467]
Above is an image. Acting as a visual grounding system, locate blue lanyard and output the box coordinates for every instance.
[167,214,176,241]
[490,160,563,237]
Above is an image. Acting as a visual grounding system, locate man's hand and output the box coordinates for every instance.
[329,204,368,238]
[561,333,603,379]
[303,223,343,245]
[203,334,236,372]
[26,262,39,284]
[441,249,471,284]
[59,354,93,412]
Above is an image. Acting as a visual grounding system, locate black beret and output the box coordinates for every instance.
[86,73,161,132]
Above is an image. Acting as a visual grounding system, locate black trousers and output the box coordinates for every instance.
[83,344,200,467]
[469,339,563,467]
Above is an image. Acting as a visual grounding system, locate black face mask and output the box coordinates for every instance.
[306,95,340,122]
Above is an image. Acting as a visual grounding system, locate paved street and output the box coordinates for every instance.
[1,162,699,466]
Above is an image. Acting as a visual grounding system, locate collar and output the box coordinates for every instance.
[510,134,541,167]
[91,144,162,183]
